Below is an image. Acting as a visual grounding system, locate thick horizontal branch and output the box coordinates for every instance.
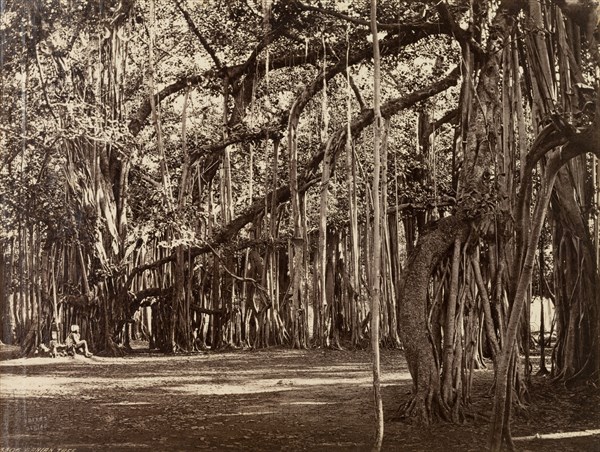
[189,123,285,164]
[129,37,329,138]
[128,74,206,136]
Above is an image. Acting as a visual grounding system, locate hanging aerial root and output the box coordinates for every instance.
[393,393,418,421]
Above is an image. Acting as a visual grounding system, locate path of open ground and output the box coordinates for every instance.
[1,346,599,451]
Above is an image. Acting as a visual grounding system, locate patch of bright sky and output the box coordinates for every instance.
[194,53,213,71]
[412,56,435,74]
[366,30,388,43]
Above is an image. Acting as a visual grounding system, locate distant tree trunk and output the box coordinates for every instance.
[380,119,401,348]
[1,239,16,344]
[288,110,304,350]
[345,35,362,347]
[149,0,176,353]
[317,138,333,347]
[174,87,193,352]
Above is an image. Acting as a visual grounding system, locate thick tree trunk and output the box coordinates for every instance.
[398,214,469,422]
[317,138,333,347]
[398,3,513,423]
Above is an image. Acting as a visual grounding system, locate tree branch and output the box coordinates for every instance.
[128,73,206,136]
[349,75,367,110]
[205,242,271,298]
[435,2,486,57]
[189,123,285,164]
[175,1,223,70]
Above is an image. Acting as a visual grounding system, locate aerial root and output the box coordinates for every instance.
[391,393,418,421]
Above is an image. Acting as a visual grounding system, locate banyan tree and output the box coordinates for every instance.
[1,0,599,450]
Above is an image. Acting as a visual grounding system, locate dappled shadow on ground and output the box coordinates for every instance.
[0,347,598,451]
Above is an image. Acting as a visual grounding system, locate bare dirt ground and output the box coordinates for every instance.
[1,344,598,451]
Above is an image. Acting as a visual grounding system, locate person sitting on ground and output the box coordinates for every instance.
[66,325,93,358]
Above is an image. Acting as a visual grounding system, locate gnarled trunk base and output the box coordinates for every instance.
[397,214,469,424]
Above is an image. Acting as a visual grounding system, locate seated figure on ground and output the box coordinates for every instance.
[66,325,93,358]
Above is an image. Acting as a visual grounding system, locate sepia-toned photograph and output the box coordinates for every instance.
[1,0,599,450]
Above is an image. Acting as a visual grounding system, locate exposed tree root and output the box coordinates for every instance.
[394,381,454,425]
[97,336,127,357]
